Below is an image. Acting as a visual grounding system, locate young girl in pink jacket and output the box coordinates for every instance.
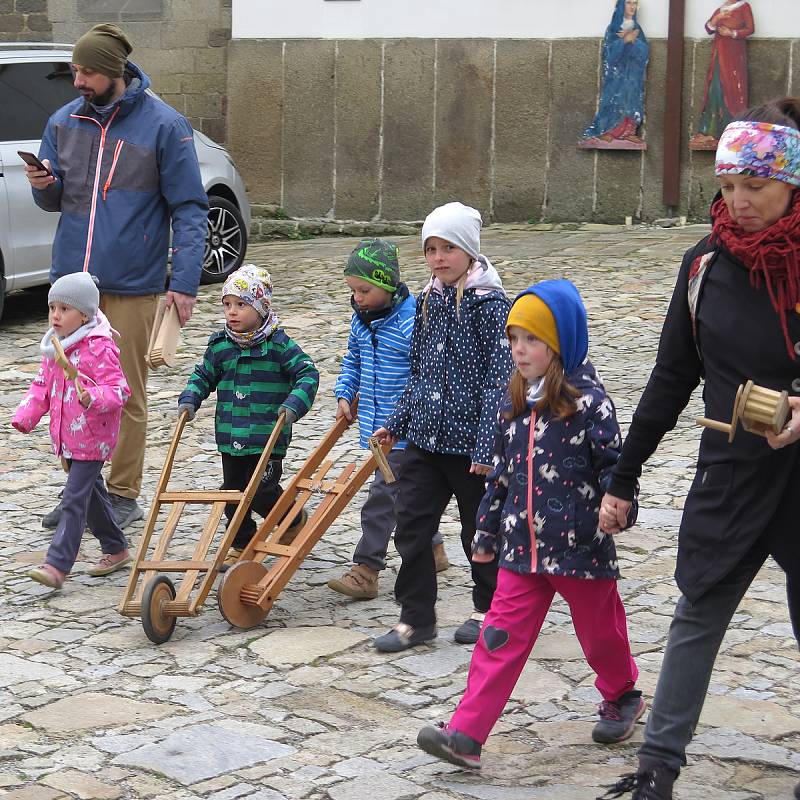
[12,272,131,590]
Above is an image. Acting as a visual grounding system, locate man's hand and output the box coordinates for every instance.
[469,463,492,476]
[25,161,55,190]
[165,291,196,326]
[599,493,632,533]
[336,398,354,423]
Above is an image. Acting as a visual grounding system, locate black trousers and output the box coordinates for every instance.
[221,454,290,549]
[393,444,498,628]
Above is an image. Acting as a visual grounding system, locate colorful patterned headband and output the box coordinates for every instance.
[715,121,800,188]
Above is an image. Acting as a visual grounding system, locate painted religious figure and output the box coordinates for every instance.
[689,1,755,150]
[579,0,650,150]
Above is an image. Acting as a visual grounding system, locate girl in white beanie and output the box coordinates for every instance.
[372,201,514,652]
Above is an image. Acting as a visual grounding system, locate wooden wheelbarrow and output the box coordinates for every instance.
[118,409,287,643]
[216,414,394,630]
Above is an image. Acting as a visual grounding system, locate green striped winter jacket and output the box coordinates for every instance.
[178,328,319,456]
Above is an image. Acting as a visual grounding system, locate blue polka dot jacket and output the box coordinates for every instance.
[384,260,513,466]
[473,361,637,579]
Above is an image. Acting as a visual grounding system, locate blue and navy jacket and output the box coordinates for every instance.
[34,61,209,297]
[474,362,636,579]
[334,290,416,450]
[384,262,513,466]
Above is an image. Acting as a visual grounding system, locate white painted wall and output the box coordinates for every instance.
[233,0,799,40]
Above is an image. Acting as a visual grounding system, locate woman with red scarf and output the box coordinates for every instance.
[598,97,800,800]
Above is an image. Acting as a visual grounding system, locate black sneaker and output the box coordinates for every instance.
[374,622,437,652]
[454,611,485,644]
[109,494,144,529]
[592,690,646,743]
[417,722,482,769]
[597,762,677,799]
[42,497,64,529]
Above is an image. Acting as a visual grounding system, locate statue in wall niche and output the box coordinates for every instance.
[689,0,755,150]
[578,0,650,151]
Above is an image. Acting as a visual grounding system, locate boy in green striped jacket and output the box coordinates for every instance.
[178,264,319,563]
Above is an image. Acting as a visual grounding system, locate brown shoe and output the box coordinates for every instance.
[278,508,308,545]
[28,564,66,589]
[223,547,244,567]
[433,542,450,572]
[327,564,379,599]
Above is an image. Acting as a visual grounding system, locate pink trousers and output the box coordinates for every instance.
[450,567,638,744]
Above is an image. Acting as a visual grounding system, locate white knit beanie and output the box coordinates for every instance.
[421,201,482,261]
[48,272,99,318]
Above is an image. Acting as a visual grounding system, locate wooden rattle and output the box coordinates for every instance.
[696,380,790,443]
[368,436,396,484]
[146,297,181,368]
[51,336,84,398]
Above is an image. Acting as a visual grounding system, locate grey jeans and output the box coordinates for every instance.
[638,538,772,772]
[354,448,443,572]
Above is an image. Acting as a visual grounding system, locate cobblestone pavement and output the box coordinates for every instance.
[1,225,798,800]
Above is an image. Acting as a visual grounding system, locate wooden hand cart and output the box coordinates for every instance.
[119,403,393,643]
[118,409,286,643]
[216,418,394,630]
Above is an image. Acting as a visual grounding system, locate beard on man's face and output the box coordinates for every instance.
[79,79,117,106]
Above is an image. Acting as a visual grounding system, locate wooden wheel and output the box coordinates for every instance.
[141,575,177,644]
[217,560,270,629]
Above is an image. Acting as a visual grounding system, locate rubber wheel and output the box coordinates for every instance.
[141,574,177,644]
[201,195,247,284]
[217,560,270,629]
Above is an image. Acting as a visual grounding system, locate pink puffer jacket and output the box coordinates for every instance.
[12,312,130,461]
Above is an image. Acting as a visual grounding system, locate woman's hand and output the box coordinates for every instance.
[470,463,492,476]
[599,493,632,533]
[766,396,800,450]
[372,427,397,448]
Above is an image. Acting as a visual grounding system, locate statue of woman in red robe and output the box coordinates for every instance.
[690,1,755,149]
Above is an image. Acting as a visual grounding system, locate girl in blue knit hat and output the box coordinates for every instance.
[417,279,642,770]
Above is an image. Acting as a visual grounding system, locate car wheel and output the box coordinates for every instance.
[201,195,247,284]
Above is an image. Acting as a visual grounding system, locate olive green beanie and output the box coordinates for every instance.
[72,23,133,78]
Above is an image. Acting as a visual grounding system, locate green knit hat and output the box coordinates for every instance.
[344,238,400,293]
[72,24,133,78]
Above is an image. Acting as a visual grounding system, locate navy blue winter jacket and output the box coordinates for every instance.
[474,361,636,579]
[384,262,513,466]
[34,61,208,297]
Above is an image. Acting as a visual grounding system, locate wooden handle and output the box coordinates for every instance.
[368,436,396,484]
[696,417,731,434]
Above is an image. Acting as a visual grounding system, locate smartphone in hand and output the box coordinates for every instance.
[17,150,51,175]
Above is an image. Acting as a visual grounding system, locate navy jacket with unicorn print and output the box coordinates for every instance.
[473,361,636,579]
[384,259,513,466]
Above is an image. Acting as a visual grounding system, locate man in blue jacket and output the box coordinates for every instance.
[25,23,209,530]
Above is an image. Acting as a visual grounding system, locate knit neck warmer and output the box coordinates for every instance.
[225,307,279,349]
[526,377,545,407]
[711,190,800,359]
[40,315,99,358]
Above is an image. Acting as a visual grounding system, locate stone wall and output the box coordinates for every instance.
[2,0,231,144]
[227,37,800,223]
[0,0,52,40]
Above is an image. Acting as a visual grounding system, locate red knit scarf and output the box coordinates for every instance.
[711,190,800,359]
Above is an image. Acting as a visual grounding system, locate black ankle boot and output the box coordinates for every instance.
[598,760,677,800]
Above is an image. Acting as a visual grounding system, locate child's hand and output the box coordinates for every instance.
[178,403,196,421]
[77,386,91,408]
[336,398,353,423]
[282,408,298,425]
[372,427,397,447]
[471,550,494,563]
[599,493,631,533]
[470,463,492,476]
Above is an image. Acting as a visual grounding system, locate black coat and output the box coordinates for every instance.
[609,235,800,601]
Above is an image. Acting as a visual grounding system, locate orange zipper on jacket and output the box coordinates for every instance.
[103,139,124,200]
[69,105,120,272]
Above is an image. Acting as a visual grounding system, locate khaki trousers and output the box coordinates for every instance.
[100,293,159,499]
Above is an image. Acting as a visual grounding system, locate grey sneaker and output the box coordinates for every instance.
[592,690,646,744]
[42,498,64,529]
[417,722,482,769]
[454,611,485,644]
[109,494,144,529]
